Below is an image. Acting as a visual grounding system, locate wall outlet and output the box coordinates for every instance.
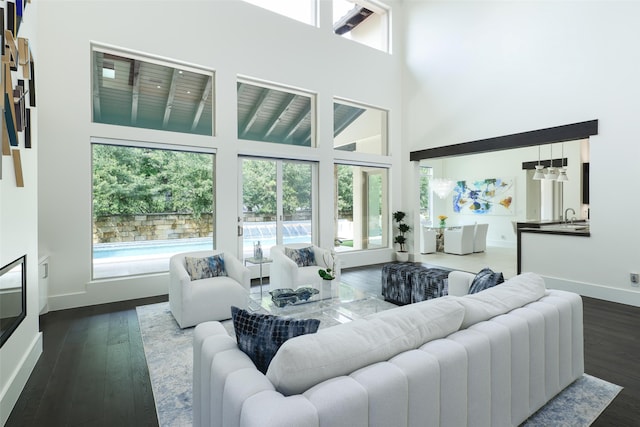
[631,273,639,286]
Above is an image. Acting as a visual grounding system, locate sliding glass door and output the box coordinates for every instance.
[239,158,316,261]
[334,164,388,251]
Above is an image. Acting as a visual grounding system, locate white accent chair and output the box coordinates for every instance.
[421,226,437,253]
[444,224,475,255]
[473,223,489,253]
[169,250,250,328]
[447,270,476,296]
[270,243,340,296]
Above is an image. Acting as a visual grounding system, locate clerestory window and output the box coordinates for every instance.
[333,0,390,53]
[92,46,214,136]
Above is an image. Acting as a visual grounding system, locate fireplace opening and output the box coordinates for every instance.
[0,255,27,348]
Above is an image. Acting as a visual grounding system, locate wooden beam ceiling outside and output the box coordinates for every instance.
[240,87,269,137]
[191,75,213,132]
[264,94,296,139]
[131,60,141,125]
[162,69,180,128]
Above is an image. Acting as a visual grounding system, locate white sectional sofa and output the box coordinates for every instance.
[193,272,584,427]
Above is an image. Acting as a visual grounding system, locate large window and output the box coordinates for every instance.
[92,141,215,279]
[92,46,214,136]
[333,0,390,53]
[334,164,388,251]
[237,80,316,147]
[334,99,388,155]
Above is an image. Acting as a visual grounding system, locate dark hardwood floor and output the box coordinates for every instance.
[6,265,640,426]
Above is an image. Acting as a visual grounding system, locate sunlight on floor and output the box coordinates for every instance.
[419,246,517,278]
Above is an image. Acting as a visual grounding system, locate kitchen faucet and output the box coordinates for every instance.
[564,208,576,223]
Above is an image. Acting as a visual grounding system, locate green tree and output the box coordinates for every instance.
[336,164,353,215]
[419,167,430,220]
[92,145,213,217]
[242,159,277,215]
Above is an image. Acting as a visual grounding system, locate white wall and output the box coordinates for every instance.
[0,2,42,424]
[403,1,640,305]
[37,0,405,310]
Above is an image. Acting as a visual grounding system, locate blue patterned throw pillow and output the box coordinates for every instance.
[284,246,317,267]
[184,254,227,281]
[468,267,505,294]
[231,306,320,374]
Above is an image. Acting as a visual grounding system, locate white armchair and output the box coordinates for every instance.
[473,223,489,253]
[270,243,340,297]
[447,270,475,296]
[169,250,250,328]
[421,226,437,254]
[443,224,475,255]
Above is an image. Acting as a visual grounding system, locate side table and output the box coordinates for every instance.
[244,257,272,299]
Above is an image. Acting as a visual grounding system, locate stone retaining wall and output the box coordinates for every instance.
[93,213,214,244]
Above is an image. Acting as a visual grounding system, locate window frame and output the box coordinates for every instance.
[334,162,390,252]
[90,137,217,280]
[91,43,216,136]
[237,76,317,148]
[333,97,389,156]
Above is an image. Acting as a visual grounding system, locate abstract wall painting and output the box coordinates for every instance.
[453,177,514,215]
[1,2,36,187]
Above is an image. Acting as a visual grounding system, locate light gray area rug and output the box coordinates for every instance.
[137,301,622,427]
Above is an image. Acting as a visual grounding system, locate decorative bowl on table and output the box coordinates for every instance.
[269,287,319,307]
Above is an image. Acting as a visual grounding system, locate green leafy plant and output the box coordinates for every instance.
[318,250,336,280]
[393,211,412,252]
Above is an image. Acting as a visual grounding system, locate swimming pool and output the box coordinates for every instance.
[93,235,313,259]
[93,238,213,259]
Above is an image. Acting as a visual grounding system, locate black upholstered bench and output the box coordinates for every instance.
[381,263,450,305]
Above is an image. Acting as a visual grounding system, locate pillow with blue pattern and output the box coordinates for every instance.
[231,306,320,374]
[184,254,227,281]
[468,267,504,294]
[284,246,317,267]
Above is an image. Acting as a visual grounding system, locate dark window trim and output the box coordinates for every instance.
[410,120,598,161]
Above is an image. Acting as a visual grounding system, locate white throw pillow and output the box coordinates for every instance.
[266,297,465,395]
[456,272,546,329]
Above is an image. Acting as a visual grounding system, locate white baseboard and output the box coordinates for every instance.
[0,332,43,426]
[48,273,169,311]
[544,276,640,308]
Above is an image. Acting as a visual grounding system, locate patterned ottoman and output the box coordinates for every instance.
[381,263,450,305]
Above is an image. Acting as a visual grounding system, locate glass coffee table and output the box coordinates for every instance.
[258,282,396,326]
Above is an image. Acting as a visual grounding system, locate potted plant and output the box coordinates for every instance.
[393,211,412,262]
[318,250,336,301]
[318,250,336,281]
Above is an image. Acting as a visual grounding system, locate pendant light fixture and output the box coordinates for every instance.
[557,142,569,182]
[431,178,456,199]
[533,145,545,180]
[544,144,558,180]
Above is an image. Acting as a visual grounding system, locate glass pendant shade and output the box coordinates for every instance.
[557,169,568,182]
[556,143,568,182]
[544,167,558,180]
[533,165,545,180]
[431,178,456,199]
[533,146,545,180]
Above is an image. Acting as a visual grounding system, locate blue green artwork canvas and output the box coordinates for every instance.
[453,177,514,215]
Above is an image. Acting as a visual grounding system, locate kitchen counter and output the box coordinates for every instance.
[517,220,590,236]
[516,220,590,274]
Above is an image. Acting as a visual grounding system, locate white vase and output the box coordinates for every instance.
[320,279,333,302]
[396,251,409,262]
